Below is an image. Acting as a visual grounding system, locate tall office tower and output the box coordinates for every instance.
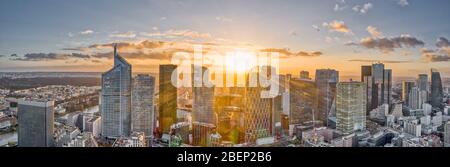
[300,71,310,79]
[289,78,318,125]
[361,66,372,82]
[132,74,155,137]
[159,64,178,134]
[408,87,421,110]
[192,66,215,124]
[18,100,54,147]
[445,121,450,147]
[101,45,132,138]
[361,65,373,113]
[383,69,392,105]
[371,63,384,108]
[417,74,428,91]
[336,82,366,135]
[430,69,443,109]
[315,69,339,123]
[192,121,216,146]
[244,66,274,144]
[402,81,415,106]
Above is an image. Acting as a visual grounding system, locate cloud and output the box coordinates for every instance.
[160,17,167,20]
[421,37,450,62]
[323,20,352,34]
[398,0,409,7]
[88,40,165,50]
[215,16,233,23]
[352,3,373,14]
[68,32,74,37]
[348,59,411,63]
[436,37,450,48]
[80,29,94,35]
[367,26,383,38]
[312,25,320,32]
[259,48,322,58]
[109,31,136,38]
[141,29,211,39]
[351,34,424,53]
[152,26,158,31]
[334,4,346,11]
[11,53,90,61]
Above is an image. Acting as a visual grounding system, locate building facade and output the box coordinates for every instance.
[101,45,132,137]
[18,99,54,147]
[336,82,366,135]
[132,74,155,137]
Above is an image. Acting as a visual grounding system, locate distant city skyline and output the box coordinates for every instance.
[0,0,449,77]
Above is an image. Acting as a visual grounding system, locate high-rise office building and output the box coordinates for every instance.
[159,64,178,134]
[408,87,421,110]
[192,66,215,124]
[289,78,318,125]
[101,45,132,137]
[300,71,310,79]
[361,66,373,113]
[18,99,54,147]
[371,63,384,108]
[402,81,415,106]
[315,69,339,122]
[430,69,443,109]
[336,82,366,135]
[383,69,392,105]
[361,66,372,82]
[244,66,274,144]
[132,74,155,137]
[445,121,450,147]
[417,74,428,92]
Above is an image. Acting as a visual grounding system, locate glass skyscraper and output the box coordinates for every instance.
[18,100,54,147]
[101,44,132,137]
[336,82,366,135]
[430,69,443,109]
[159,64,178,134]
[315,69,339,123]
[132,74,155,137]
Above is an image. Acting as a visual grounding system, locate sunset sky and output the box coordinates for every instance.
[0,0,449,78]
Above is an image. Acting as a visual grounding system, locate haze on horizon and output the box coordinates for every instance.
[0,0,449,77]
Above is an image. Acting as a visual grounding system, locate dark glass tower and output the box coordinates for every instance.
[430,69,443,109]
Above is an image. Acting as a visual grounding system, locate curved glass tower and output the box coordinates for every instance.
[101,44,132,138]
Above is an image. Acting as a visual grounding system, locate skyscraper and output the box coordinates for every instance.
[371,63,384,108]
[361,66,372,82]
[159,64,178,134]
[383,69,392,105]
[361,65,372,113]
[289,78,318,125]
[192,66,215,125]
[408,87,421,110]
[402,81,415,106]
[18,99,54,147]
[101,44,132,138]
[132,74,155,137]
[244,66,274,144]
[430,69,443,109]
[336,82,366,135]
[315,69,339,123]
[417,74,428,92]
[445,121,450,147]
[300,71,310,79]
